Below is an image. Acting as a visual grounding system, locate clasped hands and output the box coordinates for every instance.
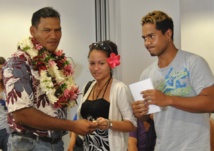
[91,117,111,130]
[78,117,110,135]
[74,117,110,136]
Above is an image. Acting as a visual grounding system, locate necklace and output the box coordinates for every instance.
[18,36,79,108]
[93,76,112,100]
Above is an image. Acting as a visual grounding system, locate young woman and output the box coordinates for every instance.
[76,40,136,151]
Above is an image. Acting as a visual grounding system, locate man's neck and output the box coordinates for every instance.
[158,46,178,68]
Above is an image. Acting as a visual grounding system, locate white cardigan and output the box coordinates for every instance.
[77,78,137,151]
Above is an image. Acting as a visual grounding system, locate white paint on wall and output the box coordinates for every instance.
[181,0,214,73]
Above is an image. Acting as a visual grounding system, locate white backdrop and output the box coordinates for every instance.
[180,0,214,73]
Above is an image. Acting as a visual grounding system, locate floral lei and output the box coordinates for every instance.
[18,37,79,108]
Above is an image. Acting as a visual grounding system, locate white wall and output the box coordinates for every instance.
[109,0,181,85]
[180,0,214,73]
[0,0,95,150]
[180,0,214,117]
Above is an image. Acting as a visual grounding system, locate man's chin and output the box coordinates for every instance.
[148,50,156,57]
[149,52,156,57]
[46,46,58,52]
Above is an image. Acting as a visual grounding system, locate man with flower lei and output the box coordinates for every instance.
[2,7,97,151]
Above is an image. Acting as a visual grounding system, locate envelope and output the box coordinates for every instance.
[129,78,161,114]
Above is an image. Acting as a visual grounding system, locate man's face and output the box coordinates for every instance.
[142,23,170,57]
[30,17,62,52]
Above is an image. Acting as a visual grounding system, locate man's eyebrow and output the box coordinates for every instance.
[142,33,154,38]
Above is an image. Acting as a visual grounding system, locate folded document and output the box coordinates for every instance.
[129,78,161,114]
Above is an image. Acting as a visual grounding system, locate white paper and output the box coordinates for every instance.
[129,78,161,114]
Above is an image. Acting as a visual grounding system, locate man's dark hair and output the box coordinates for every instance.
[31,7,60,27]
[141,10,174,40]
[0,57,6,65]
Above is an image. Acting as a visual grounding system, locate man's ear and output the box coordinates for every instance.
[30,26,35,37]
[166,29,172,40]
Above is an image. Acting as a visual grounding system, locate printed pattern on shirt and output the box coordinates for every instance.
[157,67,192,96]
[3,50,66,137]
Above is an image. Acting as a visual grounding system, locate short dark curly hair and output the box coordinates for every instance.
[0,57,5,65]
[31,7,60,27]
[141,10,174,40]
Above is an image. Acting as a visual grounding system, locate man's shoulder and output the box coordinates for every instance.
[7,50,31,65]
[179,50,202,60]
[139,62,157,80]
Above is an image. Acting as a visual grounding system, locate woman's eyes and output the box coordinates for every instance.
[89,62,105,65]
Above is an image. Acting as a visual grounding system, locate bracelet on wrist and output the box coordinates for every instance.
[109,120,113,129]
[106,119,113,129]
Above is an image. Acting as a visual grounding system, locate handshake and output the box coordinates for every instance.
[72,117,112,136]
[93,117,112,130]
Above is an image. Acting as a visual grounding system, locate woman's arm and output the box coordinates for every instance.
[96,118,136,132]
[67,132,77,151]
[128,136,138,151]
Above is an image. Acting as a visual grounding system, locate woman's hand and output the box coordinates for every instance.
[96,117,110,130]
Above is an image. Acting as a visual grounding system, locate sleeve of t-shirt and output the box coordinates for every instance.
[189,55,214,95]
[129,128,137,138]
